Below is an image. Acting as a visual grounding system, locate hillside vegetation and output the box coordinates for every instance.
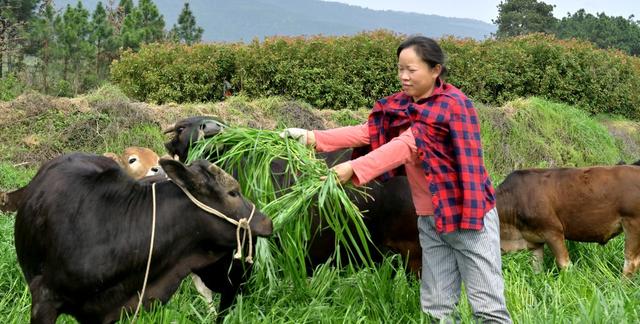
[1,88,638,186]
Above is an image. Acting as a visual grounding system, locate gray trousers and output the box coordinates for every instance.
[418,208,512,324]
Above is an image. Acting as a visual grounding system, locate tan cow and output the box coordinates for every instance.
[497,165,640,277]
[1,147,162,213]
[103,146,162,179]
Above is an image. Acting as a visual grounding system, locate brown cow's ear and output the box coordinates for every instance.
[161,159,197,190]
[103,152,124,167]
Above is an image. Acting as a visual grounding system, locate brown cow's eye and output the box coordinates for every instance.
[128,157,137,164]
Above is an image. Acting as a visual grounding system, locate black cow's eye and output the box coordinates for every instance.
[228,190,239,197]
[177,126,185,134]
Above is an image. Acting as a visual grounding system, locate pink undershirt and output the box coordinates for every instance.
[313,124,434,215]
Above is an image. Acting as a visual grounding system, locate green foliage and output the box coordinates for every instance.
[90,1,118,80]
[556,10,640,56]
[443,33,640,119]
[111,31,640,119]
[0,163,36,190]
[236,30,399,110]
[119,0,165,51]
[493,0,557,38]
[54,79,73,97]
[170,2,203,45]
[0,73,25,101]
[111,43,238,103]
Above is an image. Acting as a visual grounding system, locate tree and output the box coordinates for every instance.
[0,0,40,77]
[170,2,203,45]
[24,2,57,93]
[118,0,133,15]
[119,0,165,50]
[55,2,93,93]
[556,10,640,56]
[90,1,117,81]
[493,0,557,38]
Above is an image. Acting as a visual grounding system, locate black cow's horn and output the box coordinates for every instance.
[162,124,176,134]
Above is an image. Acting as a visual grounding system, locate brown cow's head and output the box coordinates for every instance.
[160,158,272,237]
[163,116,225,163]
[104,147,163,180]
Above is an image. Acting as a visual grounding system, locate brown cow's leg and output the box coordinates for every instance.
[622,218,640,277]
[530,244,544,273]
[544,232,571,269]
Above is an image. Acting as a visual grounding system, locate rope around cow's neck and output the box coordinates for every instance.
[131,182,159,324]
[131,181,256,323]
[174,183,256,263]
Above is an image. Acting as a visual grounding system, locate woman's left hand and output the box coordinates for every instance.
[330,161,354,184]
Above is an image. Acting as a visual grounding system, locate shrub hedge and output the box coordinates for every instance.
[111,31,640,118]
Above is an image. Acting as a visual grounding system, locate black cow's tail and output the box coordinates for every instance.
[0,189,22,214]
[0,191,9,214]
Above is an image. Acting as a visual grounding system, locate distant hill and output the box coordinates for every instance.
[55,0,497,41]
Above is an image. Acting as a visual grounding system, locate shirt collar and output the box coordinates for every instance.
[413,77,445,105]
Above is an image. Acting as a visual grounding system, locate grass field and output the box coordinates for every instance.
[1,210,639,323]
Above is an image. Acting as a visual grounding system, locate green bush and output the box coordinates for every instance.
[110,32,640,119]
[0,73,25,101]
[111,43,239,104]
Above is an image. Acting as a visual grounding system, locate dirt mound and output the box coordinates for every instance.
[276,101,327,130]
[0,93,359,165]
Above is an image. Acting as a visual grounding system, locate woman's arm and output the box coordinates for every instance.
[313,124,370,152]
[333,128,418,185]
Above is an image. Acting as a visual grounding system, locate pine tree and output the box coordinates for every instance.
[55,2,92,93]
[24,2,56,93]
[171,2,203,45]
[0,0,40,77]
[90,1,117,81]
[119,0,165,50]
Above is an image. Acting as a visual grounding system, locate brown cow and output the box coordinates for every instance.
[497,165,640,277]
[1,147,162,213]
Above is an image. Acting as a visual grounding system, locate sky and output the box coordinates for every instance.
[325,0,640,24]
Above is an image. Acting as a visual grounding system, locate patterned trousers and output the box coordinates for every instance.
[418,208,512,323]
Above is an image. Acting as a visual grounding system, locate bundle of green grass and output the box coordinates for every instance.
[187,127,374,287]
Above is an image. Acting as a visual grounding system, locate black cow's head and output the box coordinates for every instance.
[163,116,225,163]
[160,158,272,238]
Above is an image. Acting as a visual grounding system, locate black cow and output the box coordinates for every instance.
[163,116,421,275]
[14,153,272,323]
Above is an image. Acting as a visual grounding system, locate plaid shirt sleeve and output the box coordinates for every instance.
[447,96,487,225]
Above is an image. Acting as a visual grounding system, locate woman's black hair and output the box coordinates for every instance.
[397,35,448,79]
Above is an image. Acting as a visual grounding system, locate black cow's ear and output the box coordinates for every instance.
[161,159,196,190]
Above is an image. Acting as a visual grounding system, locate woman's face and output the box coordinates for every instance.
[397,46,441,101]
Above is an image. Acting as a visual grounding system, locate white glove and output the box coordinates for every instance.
[279,128,309,145]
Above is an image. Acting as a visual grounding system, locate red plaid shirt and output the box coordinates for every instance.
[353,79,495,233]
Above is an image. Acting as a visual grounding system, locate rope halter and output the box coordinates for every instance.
[174,183,256,263]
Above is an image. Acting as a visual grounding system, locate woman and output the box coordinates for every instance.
[281,35,511,323]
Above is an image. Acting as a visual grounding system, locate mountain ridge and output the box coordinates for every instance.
[55,0,497,41]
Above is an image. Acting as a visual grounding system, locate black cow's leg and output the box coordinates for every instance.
[29,276,60,324]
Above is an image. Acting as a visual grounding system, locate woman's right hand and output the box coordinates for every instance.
[279,128,315,146]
